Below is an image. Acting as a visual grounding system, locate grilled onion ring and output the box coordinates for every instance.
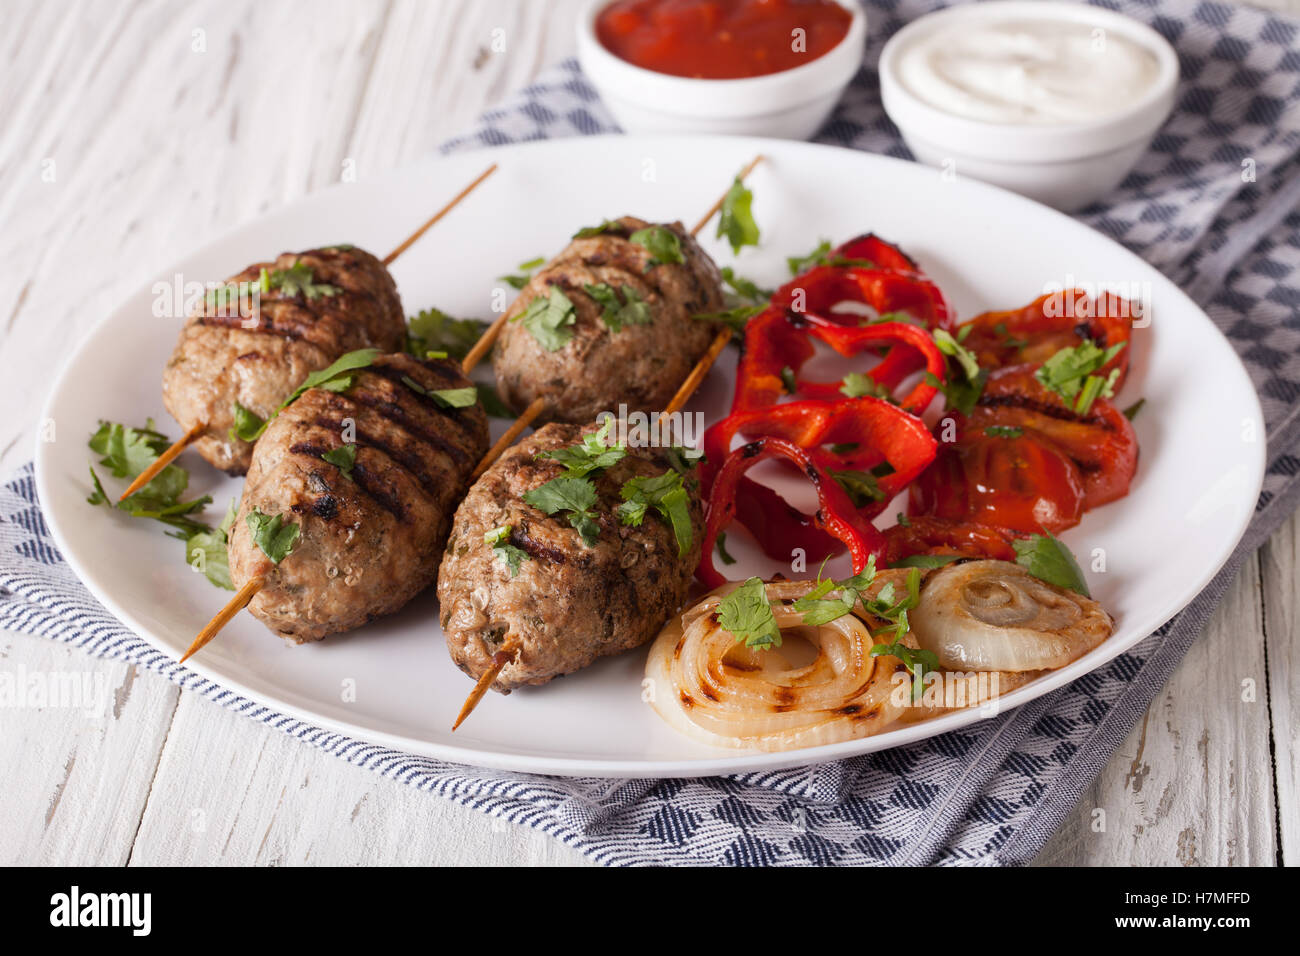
[644,580,913,752]
[909,560,1112,671]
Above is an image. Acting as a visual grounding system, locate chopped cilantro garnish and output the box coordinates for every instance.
[522,476,601,547]
[717,176,760,254]
[629,226,684,269]
[321,443,357,479]
[246,508,300,565]
[264,262,339,300]
[485,524,529,577]
[1013,531,1090,597]
[829,469,886,508]
[717,577,782,649]
[984,425,1024,439]
[405,307,486,360]
[1035,341,1126,415]
[515,287,577,351]
[617,469,693,557]
[584,282,652,333]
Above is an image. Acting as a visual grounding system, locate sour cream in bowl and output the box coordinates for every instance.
[879,2,1179,211]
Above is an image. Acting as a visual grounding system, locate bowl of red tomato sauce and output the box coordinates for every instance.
[577,0,866,139]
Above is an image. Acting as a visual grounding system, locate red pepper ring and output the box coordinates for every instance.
[698,437,887,589]
[771,264,954,332]
[829,233,924,277]
[792,316,947,414]
[702,396,937,506]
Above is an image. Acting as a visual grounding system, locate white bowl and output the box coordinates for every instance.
[879,1,1180,212]
[576,0,866,140]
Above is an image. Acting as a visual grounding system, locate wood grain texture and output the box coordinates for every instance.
[1,0,1295,867]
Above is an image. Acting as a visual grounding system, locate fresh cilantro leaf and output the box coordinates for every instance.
[829,442,860,455]
[984,425,1024,439]
[236,348,382,443]
[584,282,653,333]
[719,266,771,304]
[485,524,529,577]
[536,419,626,477]
[499,255,546,290]
[321,443,357,479]
[892,553,964,570]
[1123,398,1145,421]
[88,419,188,502]
[246,508,300,565]
[229,402,266,443]
[863,567,933,699]
[692,304,762,335]
[572,220,621,239]
[787,239,831,275]
[717,577,782,649]
[896,512,911,527]
[186,499,238,590]
[523,476,601,547]
[87,464,211,539]
[840,372,890,400]
[476,383,514,419]
[924,368,987,417]
[933,328,982,382]
[1013,531,1090,597]
[829,469,886,508]
[779,365,797,395]
[1034,341,1126,415]
[717,176,760,254]
[716,531,737,565]
[792,556,879,626]
[400,378,479,409]
[629,226,684,269]
[617,470,693,557]
[405,307,486,359]
[663,445,705,474]
[265,262,339,300]
[515,287,576,351]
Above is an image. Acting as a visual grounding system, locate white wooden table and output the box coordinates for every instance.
[1,0,1295,867]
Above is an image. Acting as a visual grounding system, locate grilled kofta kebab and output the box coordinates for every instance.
[162,245,407,476]
[492,216,726,425]
[438,422,704,710]
[207,352,489,646]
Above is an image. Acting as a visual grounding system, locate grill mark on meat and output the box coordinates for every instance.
[307,415,446,504]
[337,391,471,466]
[288,440,406,521]
[511,528,568,565]
[361,360,468,395]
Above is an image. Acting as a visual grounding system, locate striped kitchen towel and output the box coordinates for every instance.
[3,0,1300,865]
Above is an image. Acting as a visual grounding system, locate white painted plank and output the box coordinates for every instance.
[1261,509,1298,864]
[1035,551,1279,865]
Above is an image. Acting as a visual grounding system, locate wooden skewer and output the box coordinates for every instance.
[118,421,206,501]
[472,396,546,479]
[452,647,516,731]
[179,575,264,663]
[452,155,765,730]
[382,163,498,266]
[461,313,506,374]
[124,165,499,505]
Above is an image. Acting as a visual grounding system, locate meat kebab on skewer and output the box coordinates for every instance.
[183,351,489,656]
[119,163,498,498]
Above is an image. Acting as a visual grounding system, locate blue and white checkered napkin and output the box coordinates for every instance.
[4,0,1300,866]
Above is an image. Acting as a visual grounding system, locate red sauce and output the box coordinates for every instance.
[595,0,853,80]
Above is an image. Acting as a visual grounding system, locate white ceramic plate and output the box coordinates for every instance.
[36,135,1264,777]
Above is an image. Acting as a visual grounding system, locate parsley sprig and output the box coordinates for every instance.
[261,262,339,300]
[924,328,988,416]
[717,176,760,254]
[405,307,487,360]
[629,226,684,269]
[617,469,693,557]
[584,283,652,333]
[1035,341,1126,415]
[485,525,529,577]
[717,577,782,649]
[246,508,300,565]
[515,287,576,351]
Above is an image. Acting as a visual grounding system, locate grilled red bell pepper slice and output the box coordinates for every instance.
[883,516,1021,564]
[732,311,947,414]
[827,233,925,276]
[957,290,1135,389]
[963,364,1139,509]
[910,428,1087,534]
[703,396,936,504]
[699,437,886,589]
[770,264,954,332]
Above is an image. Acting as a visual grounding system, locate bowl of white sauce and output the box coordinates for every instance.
[879,1,1179,212]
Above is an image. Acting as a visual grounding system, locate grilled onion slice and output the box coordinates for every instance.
[644,581,912,752]
[910,560,1112,672]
